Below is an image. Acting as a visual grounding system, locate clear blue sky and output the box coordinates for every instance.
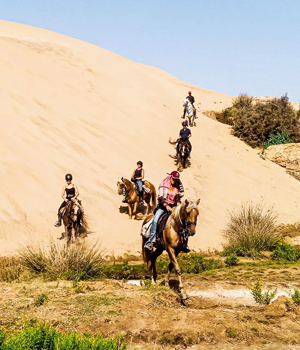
[1,0,299,101]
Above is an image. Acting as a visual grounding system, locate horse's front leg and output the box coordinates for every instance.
[71,226,76,243]
[127,203,133,219]
[65,225,70,244]
[132,201,138,218]
[167,246,186,298]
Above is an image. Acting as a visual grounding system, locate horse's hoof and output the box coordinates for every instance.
[181,293,188,300]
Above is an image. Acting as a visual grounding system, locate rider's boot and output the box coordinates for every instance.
[182,237,191,253]
[54,214,62,227]
[139,192,144,204]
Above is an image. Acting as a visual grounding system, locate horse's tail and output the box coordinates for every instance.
[151,184,157,209]
[81,212,90,231]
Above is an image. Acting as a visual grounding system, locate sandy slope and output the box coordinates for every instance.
[1,20,300,255]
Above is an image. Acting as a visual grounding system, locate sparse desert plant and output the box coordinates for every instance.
[247,280,277,305]
[0,256,22,282]
[227,329,236,338]
[225,254,239,267]
[35,293,49,306]
[20,239,105,281]
[290,289,300,305]
[263,131,293,149]
[272,243,300,261]
[223,202,281,257]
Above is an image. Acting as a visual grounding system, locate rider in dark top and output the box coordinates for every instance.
[131,161,144,204]
[185,91,196,118]
[177,121,192,153]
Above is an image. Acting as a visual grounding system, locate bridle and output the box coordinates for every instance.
[174,203,198,236]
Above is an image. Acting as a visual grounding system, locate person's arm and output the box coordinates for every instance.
[74,185,79,199]
[61,186,67,201]
[188,131,192,138]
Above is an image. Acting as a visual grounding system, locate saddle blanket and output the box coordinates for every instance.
[140,218,153,238]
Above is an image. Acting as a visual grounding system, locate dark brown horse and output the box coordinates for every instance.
[62,200,88,243]
[142,198,200,298]
[169,138,191,171]
[117,177,157,219]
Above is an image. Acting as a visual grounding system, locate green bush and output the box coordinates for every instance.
[35,293,49,306]
[20,240,105,281]
[263,131,293,149]
[223,202,281,257]
[225,254,239,267]
[217,94,300,148]
[272,243,300,261]
[0,322,127,349]
[227,329,236,338]
[290,289,300,305]
[247,280,277,305]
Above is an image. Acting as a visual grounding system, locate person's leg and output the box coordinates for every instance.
[54,201,67,227]
[137,180,143,203]
[144,208,164,249]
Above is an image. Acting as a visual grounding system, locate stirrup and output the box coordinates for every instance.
[144,242,153,251]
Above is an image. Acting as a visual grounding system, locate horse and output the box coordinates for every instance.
[183,98,196,127]
[141,198,200,299]
[117,177,157,219]
[169,138,191,171]
[61,199,88,243]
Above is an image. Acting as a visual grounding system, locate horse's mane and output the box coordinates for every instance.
[167,200,198,228]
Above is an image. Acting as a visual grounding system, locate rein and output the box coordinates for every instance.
[174,204,197,236]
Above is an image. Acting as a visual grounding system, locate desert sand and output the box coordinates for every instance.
[1,20,300,256]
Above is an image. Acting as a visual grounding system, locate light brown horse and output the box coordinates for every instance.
[142,198,200,299]
[117,177,156,219]
[62,200,88,243]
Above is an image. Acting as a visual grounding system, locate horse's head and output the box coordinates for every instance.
[180,141,189,157]
[181,198,201,236]
[71,200,81,222]
[117,177,126,196]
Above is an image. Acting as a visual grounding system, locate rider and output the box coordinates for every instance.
[54,174,80,227]
[177,121,192,154]
[185,91,196,118]
[144,171,190,253]
[131,161,144,204]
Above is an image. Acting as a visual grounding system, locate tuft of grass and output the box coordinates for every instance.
[225,254,239,267]
[290,289,300,306]
[247,280,277,305]
[0,256,22,282]
[227,329,236,338]
[35,293,48,306]
[223,202,281,257]
[19,240,105,281]
[0,321,127,349]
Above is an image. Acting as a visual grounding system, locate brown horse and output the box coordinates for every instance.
[117,177,157,219]
[61,199,88,243]
[142,198,200,298]
[169,138,191,171]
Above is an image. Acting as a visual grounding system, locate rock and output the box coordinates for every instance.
[264,144,300,173]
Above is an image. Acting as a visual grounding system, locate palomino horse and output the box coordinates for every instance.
[169,138,191,170]
[183,99,195,127]
[117,177,157,219]
[142,198,200,299]
[61,200,87,243]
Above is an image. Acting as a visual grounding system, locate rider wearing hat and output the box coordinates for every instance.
[54,174,80,227]
[177,121,192,154]
[131,161,144,204]
[144,171,189,252]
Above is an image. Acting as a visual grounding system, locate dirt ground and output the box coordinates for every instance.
[2,262,300,350]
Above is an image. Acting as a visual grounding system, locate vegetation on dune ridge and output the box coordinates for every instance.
[215,94,300,148]
[0,321,127,350]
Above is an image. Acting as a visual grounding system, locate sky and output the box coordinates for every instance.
[1,0,299,101]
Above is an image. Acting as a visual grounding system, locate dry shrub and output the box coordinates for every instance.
[223,203,282,257]
[0,256,22,282]
[217,94,300,148]
[20,239,105,281]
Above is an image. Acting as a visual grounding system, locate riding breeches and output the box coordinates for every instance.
[136,180,143,192]
[58,201,69,214]
[146,208,165,244]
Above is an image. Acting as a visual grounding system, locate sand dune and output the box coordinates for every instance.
[1,20,300,255]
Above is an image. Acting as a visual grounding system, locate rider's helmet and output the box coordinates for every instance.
[169,171,180,180]
[188,91,192,94]
[182,121,187,127]
[65,173,73,181]
[137,161,143,166]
